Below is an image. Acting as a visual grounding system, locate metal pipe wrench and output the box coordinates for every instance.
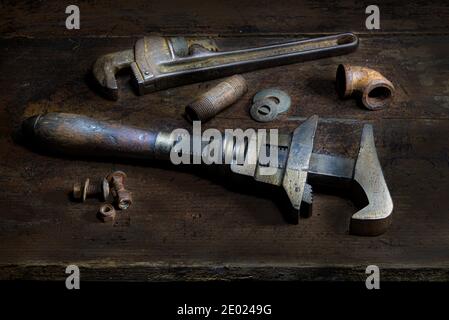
[93,33,358,100]
[22,113,392,236]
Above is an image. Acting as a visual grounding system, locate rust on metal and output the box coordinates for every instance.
[23,113,393,236]
[73,178,110,202]
[185,75,247,122]
[92,49,135,100]
[336,64,395,110]
[93,33,358,100]
[107,171,132,210]
[98,203,116,222]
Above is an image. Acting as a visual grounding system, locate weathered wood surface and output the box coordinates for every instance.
[0,1,448,281]
[1,0,449,37]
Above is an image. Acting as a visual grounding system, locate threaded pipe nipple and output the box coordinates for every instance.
[185,75,247,122]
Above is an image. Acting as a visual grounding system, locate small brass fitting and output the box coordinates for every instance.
[185,75,247,122]
[336,64,395,110]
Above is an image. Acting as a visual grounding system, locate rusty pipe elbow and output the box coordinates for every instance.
[336,64,394,110]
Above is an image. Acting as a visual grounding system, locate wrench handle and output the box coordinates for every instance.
[22,113,159,159]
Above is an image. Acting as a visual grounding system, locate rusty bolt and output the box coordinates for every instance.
[185,75,247,123]
[98,203,116,222]
[72,178,110,202]
[107,171,132,210]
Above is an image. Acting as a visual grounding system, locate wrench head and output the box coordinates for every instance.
[306,124,393,236]
[92,49,135,100]
[349,125,393,236]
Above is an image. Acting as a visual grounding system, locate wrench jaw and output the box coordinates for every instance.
[349,125,393,236]
[281,115,318,222]
[306,124,393,236]
[226,116,317,222]
[130,36,170,95]
[235,115,393,232]
[128,36,223,95]
[252,116,392,234]
[92,49,135,100]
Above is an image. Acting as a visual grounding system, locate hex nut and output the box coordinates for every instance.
[98,204,116,222]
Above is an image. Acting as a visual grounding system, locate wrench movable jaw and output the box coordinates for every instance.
[92,34,358,100]
[306,125,393,236]
[281,115,318,219]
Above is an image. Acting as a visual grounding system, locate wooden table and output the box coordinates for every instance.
[0,0,448,281]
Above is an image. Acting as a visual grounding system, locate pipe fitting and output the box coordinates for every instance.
[185,75,247,122]
[107,171,132,210]
[336,64,395,110]
[98,203,116,222]
[73,178,110,202]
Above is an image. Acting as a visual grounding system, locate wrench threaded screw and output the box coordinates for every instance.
[73,178,110,202]
[107,171,132,210]
[185,75,247,122]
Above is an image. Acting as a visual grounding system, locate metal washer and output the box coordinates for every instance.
[253,88,291,113]
[250,98,279,122]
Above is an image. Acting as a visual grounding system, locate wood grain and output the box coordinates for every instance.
[0,2,448,281]
[1,0,449,37]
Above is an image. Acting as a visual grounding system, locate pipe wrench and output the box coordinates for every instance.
[93,33,358,100]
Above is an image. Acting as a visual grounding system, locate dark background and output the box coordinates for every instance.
[0,0,448,282]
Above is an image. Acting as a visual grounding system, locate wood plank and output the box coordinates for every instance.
[0,116,448,279]
[0,34,448,280]
[1,0,449,38]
